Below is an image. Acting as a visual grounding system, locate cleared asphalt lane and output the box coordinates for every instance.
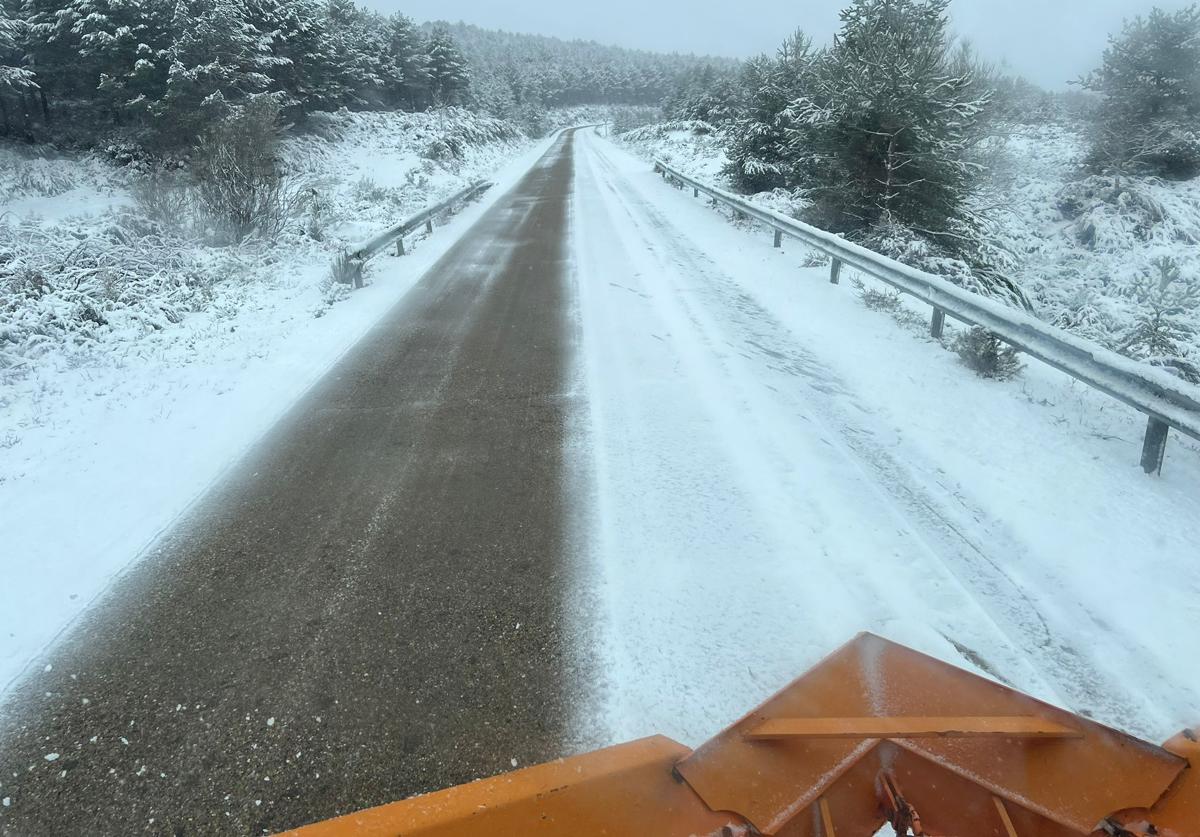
[0,130,586,835]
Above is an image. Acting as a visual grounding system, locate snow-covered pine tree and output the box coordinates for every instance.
[242,0,332,115]
[151,0,277,142]
[35,0,174,126]
[1081,5,1200,183]
[16,0,75,122]
[780,0,1024,305]
[383,13,430,110]
[425,26,468,106]
[1120,256,1200,382]
[0,6,37,134]
[724,32,819,192]
[320,0,386,109]
[666,63,740,124]
[792,0,984,235]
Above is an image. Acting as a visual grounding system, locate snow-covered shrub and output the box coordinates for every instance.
[131,172,194,230]
[327,250,361,287]
[1080,7,1200,183]
[420,109,523,163]
[1117,256,1200,383]
[0,213,219,368]
[1056,176,1188,251]
[0,146,125,200]
[853,278,902,312]
[953,326,1023,380]
[621,120,716,143]
[616,120,730,184]
[0,156,76,197]
[304,188,334,241]
[350,177,391,204]
[861,222,1029,310]
[192,98,309,245]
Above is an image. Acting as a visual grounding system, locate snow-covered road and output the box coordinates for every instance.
[570,130,1200,748]
[3,125,1198,833]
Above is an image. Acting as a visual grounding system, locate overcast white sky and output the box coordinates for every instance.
[361,0,1187,90]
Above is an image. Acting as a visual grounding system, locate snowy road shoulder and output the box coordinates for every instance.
[570,130,1200,748]
[0,132,561,695]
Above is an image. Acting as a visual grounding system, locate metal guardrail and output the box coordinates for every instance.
[653,159,1200,474]
[336,179,492,286]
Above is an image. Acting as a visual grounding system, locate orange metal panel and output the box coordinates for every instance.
[993,796,1021,837]
[747,715,1082,740]
[1106,728,1200,836]
[274,635,1198,837]
[277,736,748,837]
[676,633,1186,835]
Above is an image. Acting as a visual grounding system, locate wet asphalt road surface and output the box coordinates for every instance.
[0,131,586,835]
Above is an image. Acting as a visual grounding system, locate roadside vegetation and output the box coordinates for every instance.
[619,0,1200,385]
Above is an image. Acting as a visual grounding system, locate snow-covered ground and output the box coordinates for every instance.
[570,129,1200,749]
[987,124,1200,353]
[0,112,547,693]
[618,120,729,182]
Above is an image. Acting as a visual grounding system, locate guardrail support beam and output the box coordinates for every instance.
[931,308,946,339]
[426,218,434,234]
[693,187,699,198]
[1141,417,1169,475]
[774,229,783,248]
[395,236,406,257]
[830,257,842,285]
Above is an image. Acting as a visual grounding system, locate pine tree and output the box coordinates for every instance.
[383,13,430,110]
[1081,5,1200,182]
[425,27,468,106]
[725,32,819,192]
[0,6,37,134]
[17,0,78,120]
[0,7,33,92]
[791,0,988,239]
[243,0,331,115]
[150,0,277,141]
[39,0,174,125]
[1119,256,1200,382]
[320,0,385,108]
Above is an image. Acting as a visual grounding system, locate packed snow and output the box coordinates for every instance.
[570,129,1200,748]
[0,111,547,692]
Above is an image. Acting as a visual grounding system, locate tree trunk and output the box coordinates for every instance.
[882,131,898,226]
[39,88,50,124]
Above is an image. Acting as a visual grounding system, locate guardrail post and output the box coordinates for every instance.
[426,218,434,235]
[395,236,406,257]
[829,257,842,285]
[693,187,699,197]
[1140,417,1169,474]
[774,229,783,248]
[930,308,946,339]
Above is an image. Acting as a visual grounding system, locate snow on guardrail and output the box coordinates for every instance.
[653,159,1200,475]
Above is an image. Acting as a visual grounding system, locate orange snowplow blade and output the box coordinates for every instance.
[279,634,1200,836]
